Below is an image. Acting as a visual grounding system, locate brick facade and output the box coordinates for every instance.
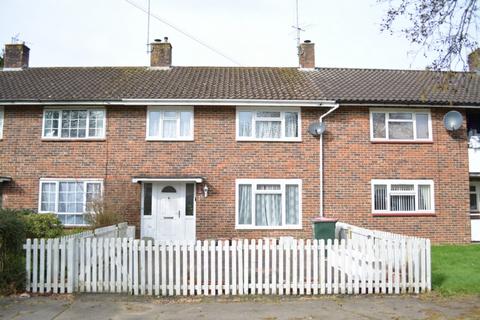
[0,105,471,243]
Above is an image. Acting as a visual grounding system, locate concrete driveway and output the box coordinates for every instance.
[1,294,479,320]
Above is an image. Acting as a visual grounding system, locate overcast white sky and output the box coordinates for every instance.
[0,0,439,69]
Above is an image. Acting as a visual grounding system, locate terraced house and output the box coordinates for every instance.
[0,40,479,243]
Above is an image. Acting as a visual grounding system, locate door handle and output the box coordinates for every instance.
[178,210,181,218]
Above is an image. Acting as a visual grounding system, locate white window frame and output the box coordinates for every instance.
[146,106,194,141]
[369,108,433,142]
[470,181,480,213]
[0,106,4,139]
[235,178,302,230]
[38,178,104,226]
[42,108,106,140]
[236,107,302,142]
[371,179,435,214]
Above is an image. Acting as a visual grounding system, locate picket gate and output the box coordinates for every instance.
[24,236,430,295]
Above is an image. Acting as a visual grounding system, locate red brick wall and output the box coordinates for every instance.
[323,107,471,243]
[0,105,471,243]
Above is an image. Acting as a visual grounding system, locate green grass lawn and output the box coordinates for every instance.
[431,244,480,295]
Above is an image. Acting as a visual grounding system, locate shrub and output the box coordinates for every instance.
[0,209,27,294]
[24,213,63,239]
[85,197,126,228]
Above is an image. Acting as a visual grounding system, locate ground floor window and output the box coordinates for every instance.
[236,179,301,229]
[371,179,434,214]
[39,179,103,226]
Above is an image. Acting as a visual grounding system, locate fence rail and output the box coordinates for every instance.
[24,236,430,296]
[59,223,135,241]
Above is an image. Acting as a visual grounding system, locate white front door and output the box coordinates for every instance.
[141,182,196,242]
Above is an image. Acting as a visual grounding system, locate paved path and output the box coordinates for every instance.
[1,294,479,320]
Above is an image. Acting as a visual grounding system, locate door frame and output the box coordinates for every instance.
[140,181,197,241]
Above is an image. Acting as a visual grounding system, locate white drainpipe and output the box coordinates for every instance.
[319,104,340,218]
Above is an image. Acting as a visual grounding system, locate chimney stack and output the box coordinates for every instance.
[150,37,172,68]
[468,48,480,73]
[3,43,30,69]
[299,40,315,69]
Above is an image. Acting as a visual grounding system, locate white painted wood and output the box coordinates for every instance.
[85,238,91,293]
[420,239,426,292]
[298,239,305,295]
[122,238,128,293]
[326,239,332,295]
[285,240,291,295]
[242,239,248,295]
[210,240,215,295]
[271,239,277,295]
[257,239,263,294]
[39,238,46,293]
[339,239,346,294]
[202,240,208,295]
[319,239,325,295]
[25,239,31,292]
[231,240,237,295]
[394,240,400,294]
[175,242,181,295]
[133,240,139,295]
[224,240,230,295]
[147,240,153,295]
[332,239,338,294]
[168,242,174,296]
[110,239,116,293]
[401,240,407,293]
[183,241,188,296]
[264,239,270,295]
[217,240,223,295]
[292,239,298,295]
[195,240,201,295]
[278,240,284,295]
[52,239,59,293]
[387,240,393,294]
[91,238,97,293]
[189,242,195,295]
[312,240,319,295]
[250,239,256,294]
[162,242,167,296]
[305,239,311,295]
[426,239,431,292]
[66,239,74,293]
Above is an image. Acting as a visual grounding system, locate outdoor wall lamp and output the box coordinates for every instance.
[203,184,209,198]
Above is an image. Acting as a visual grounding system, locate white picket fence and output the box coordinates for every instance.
[59,223,135,241]
[24,235,430,295]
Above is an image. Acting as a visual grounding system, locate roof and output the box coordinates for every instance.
[0,66,479,105]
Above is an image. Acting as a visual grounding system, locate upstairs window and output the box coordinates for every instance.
[147,107,193,140]
[236,108,301,141]
[43,109,106,139]
[236,179,301,229]
[370,109,432,142]
[372,179,434,214]
[39,179,103,226]
[0,107,3,139]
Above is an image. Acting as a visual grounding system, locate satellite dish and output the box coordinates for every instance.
[308,122,326,136]
[443,110,463,131]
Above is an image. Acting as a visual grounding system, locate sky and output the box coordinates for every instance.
[0,0,441,70]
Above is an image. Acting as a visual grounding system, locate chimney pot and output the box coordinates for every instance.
[468,48,480,73]
[299,41,315,69]
[3,43,30,69]
[150,38,172,68]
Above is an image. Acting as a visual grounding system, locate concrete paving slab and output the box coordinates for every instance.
[0,294,479,320]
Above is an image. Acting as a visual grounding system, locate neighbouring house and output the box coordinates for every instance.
[0,39,479,244]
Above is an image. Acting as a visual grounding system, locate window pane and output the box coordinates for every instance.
[185,183,194,216]
[391,184,414,192]
[238,184,252,224]
[41,182,56,212]
[416,113,429,139]
[59,182,84,213]
[285,112,298,138]
[257,184,281,190]
[239,112,253,137]
[255,121,281,139]
[44,111,60,137]
[374,185,387,210]
[180,112,192,137]
[257,111,281,118]
[148,111,161,137]
[164,111,177,119]
[60,110,88,138]
[255,194,281,226]
[88,110,105,137]
[286,185,299,224]
[372,113,386,138]
[418,185,431,210]
[388,122,414,140]
[389,112,412,120]
[143,183,152,216]
[163,119,177,138]
[390,195,416,211]
[470,186,476,192]
[86,183,101,205]
[470,193,478,211]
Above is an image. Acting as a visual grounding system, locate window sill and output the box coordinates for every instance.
[235,225,302,230]
[236,139,302,143]
[373,212,436,217]
[42,138,106,142]
[146,138,194,142]
[370,140,433,144]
